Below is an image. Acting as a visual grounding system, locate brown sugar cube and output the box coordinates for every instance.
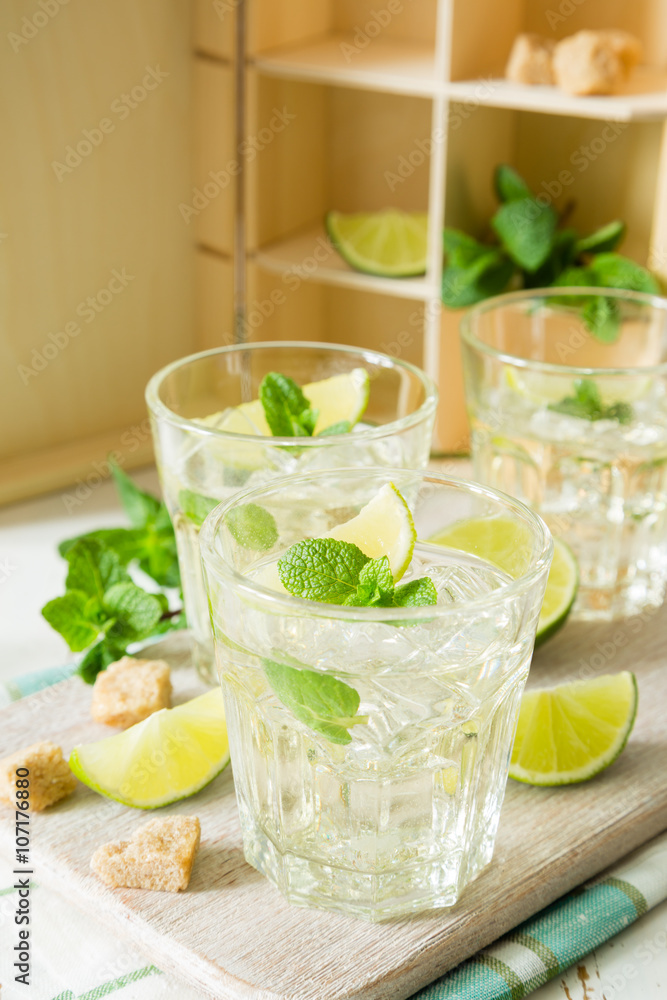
[0,741,76,812]
[90,815,201,892]
[91,656,172,728]
[603,30,643,75]
[553,30,637,96]
[506,34,555,86]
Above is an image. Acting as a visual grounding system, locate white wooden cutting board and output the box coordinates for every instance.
[1,616,666,1000]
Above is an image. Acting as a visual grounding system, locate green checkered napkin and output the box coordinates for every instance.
[3,665,666,1000]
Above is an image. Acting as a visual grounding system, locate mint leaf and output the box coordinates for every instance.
[77,637,126,684]
[588,253,660,295]
[41,591,102,652]
[548,378,632,424]
[575,220,625,256]
[494,164,531,203]
[491,197,557,272]
[278,538,369,604]
[443,229,490,268]
[442,251,514,308]
[111,463,161,528]
[392,577,438,607]
[228,503,278,550]
[64,539,130,601]
[526,229,578,288]
[316,420,352,437]
[259,372,318,437]
[582,296,620,344]
[103,582,163,640]
[178,489,218,528]
[58,528,146,562]
[345,555,394,606]
[263,658,367,745]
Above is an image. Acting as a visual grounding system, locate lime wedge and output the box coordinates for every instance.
[535,539,578,646]
[509,672,638,785]
[200,368,370,438]
[429,517,577,643]
[428,515,534,580]
[327,483,416,581]
[69,689,229,809]
[326,209,428,277]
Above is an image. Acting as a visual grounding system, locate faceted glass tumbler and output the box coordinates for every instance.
[146,342,437,683]
[200,468,552,921]
[460,288,667,621]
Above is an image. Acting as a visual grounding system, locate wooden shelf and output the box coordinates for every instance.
[252,35,438,97]
[253,226,436,300]
[447,68,667,122]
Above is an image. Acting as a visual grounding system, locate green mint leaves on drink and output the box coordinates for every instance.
[548,379,632,424]
[43,465,184,683]
[259,372,318,437]
[278,538,437,609]
[263,658,368,745]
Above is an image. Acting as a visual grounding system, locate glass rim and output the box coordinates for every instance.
[199,467,554,623]
[460,286,667,377]
[145,340,438,446]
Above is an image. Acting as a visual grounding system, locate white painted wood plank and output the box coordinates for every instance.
[1,609,666,999]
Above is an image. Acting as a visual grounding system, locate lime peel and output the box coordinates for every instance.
[509,671,638,786]
[69,688,230,809]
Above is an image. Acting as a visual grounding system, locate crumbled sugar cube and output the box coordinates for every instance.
[553,30,641,96]
[90,815,201,892]
[91,656,172,728]
[0,741,76,812]
[506,34,555,86]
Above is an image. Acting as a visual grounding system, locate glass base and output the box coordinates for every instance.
[239,811,493,922]
[572,571,667,622]
[193,635,218,686]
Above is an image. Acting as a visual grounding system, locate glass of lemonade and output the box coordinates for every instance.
[461,288,667,621]
[146,342,437,682]
[200,467,552,921]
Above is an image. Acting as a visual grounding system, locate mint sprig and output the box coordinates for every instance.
[259,372,318,437]
[263,658,368,745]
[43,468,185,683]
[548,379,632,424]
[61,463,180,589]
[277,538,437,609]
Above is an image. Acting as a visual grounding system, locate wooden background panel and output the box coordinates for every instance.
[246,75,327,250]
[194,0,234,61]
[329,89,433,213]
[332,0,438,44]
[247,0,331,56]
[194,58,236,255]
[523,0,667,65]
[196,250,234,350]
[0,0,194,469]
[245,262,326,343]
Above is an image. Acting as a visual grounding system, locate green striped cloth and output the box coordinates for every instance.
[1,666,666,1000]
[412,834,667,999]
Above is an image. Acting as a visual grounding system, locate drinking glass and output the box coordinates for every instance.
[461,288,667,620]
[200,467,552,921]
[146,342,437,681]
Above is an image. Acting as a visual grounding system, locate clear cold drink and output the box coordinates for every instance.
[471,377,667,619]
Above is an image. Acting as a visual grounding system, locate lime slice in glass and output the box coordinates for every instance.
[327,482,416,581]
[69,688,229,809]
[326,209,428,277]
[535,539,578,645]
[509,672,638,785]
